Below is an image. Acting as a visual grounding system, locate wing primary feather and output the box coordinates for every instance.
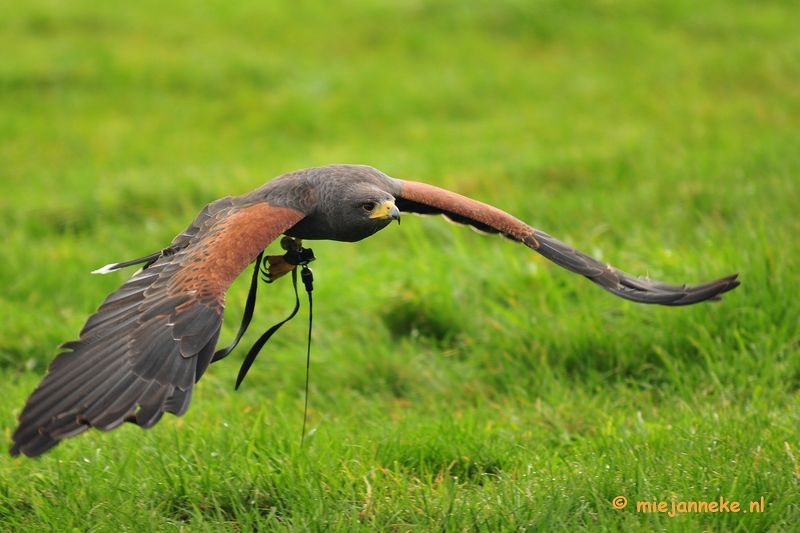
[163,387,193,417]
[42,413,90,440]
[16,337,130,425]
[134,384,173,429]
[529,231,740,305]
[85,377,151,430]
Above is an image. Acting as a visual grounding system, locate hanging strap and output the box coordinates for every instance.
[300,266,314,446]
[211,251,264,364]
[210,239,316,446]
[235,266,303,389]
[217,239,315,390]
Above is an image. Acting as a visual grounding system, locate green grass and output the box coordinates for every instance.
[1,0,799,530]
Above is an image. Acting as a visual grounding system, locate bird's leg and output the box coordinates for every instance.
[263,237,315,282]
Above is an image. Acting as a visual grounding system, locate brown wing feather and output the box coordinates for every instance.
[10,203,304,457]
[395,180,739,305]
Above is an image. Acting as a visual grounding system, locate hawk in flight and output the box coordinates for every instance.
[10,165,739,457]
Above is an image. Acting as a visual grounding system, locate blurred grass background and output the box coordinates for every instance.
[1,0,798,530]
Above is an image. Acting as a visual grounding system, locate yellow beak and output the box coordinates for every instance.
[369,201,401,222]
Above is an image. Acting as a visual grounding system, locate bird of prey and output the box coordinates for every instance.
[9,164,740,457]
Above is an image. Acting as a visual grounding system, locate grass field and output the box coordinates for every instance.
[1,0,799,530]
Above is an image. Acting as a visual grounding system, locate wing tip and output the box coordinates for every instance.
[721,273,741,293]
[8,432,61,458]
[651,272,740,306]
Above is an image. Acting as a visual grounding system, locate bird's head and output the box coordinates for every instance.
[280,165,402,242]
[326,184,400,241]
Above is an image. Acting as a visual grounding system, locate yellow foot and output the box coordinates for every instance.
[264,254,296,282]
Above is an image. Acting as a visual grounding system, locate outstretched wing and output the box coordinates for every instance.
[395,180,739,305]
[10,202,305,457]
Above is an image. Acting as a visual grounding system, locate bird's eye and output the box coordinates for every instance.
[361,202,376,212]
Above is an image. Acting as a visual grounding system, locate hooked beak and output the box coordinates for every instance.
[370,200,401,223]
